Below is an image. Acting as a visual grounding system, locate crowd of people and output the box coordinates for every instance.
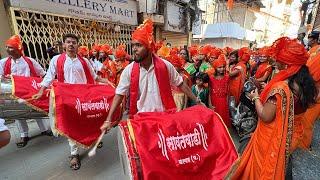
[1,18,320,179]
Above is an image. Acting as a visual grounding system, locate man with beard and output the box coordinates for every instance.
[33,33,111,170]
[100,19,201,132]
[0,35,52,148]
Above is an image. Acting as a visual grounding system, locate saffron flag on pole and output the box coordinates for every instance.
[121,105,238,179]
[227,0,234,10]
[12,75,50,113]
[51,82,121,147]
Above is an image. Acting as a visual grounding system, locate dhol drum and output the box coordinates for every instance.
[118,121,141,180]
[0,78,46,120]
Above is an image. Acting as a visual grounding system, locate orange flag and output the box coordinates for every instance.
[227,0,234,10]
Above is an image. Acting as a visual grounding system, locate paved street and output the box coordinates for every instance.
[0,119,126,180]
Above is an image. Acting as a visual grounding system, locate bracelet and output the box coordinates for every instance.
[251,96,260,102]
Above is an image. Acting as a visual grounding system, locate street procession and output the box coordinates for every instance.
[0,0,319,179]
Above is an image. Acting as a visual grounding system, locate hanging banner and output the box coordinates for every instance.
[10,0,138,25]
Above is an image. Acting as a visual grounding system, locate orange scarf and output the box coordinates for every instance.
[229,61,247,104]
[254,62,272,79]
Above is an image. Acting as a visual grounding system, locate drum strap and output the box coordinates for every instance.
[4,56,38,77]
[56,53,95,84]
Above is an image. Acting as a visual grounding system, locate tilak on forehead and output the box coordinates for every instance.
[132,18,155,50]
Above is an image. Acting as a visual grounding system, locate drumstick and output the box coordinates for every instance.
[88,130,106,157]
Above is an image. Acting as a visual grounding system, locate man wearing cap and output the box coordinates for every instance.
[100,19,201,132]
[308,31,320,58]
[0,35,52,148]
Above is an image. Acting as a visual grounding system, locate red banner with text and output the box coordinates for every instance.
[128,105,238,180]
[12,75,50,113]
[52,82,121,147]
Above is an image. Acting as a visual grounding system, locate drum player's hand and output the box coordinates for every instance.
[32,88,44,100]
[100,120,112,132]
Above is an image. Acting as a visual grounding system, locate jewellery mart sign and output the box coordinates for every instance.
[10,0,138,25]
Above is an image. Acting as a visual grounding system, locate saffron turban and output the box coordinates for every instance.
[213,54,227,69]
[91,44,101,52]
[100,44,113,55]
[189,45,199,58]
[115,44,128,59]
[209,48,223,59]
[6,35,23,55]
[157,45,170,58]
[261,37,309,101]
[78,46,89,57]
[199,45,213,56]
[238,47,251,63]
[132,19,154,50]
[167,53,184,69]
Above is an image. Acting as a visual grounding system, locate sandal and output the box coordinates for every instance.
[69,154,81,170]
[41,130,53,136]
[16,137,29,148]
[97,142,103,149]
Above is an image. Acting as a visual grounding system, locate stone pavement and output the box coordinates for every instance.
[0,119,126,180]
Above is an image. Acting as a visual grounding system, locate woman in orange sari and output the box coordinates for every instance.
[297,53,320,149]
[227,37,317,179]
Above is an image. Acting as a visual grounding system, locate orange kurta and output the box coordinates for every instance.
[229,62,247,105]
[228,81,294,180]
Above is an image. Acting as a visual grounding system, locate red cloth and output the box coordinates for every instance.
[189,45,199,58]
[12,75,49,113]
[4,56,38,77]
[129,54,176,117]
[210,75,231,127]
[127,105,238,179]
[238,47,251,63]
[56,53,95,84]
[52,82,121,147]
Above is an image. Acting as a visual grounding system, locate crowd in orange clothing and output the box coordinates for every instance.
[52,29,320,179]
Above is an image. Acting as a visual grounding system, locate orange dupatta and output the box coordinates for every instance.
[254,62,272,80]
[228,81,294,180]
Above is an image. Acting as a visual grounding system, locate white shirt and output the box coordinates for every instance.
[92,58,103,72]
[0,56,45,77]
[116,59,183,113]
[0,118,8,132]
[41,54,97,87]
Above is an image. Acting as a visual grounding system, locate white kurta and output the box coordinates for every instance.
[0,56,45,77]
[0,56,47,137]
[116,58,183,113]
[41,54,97,87]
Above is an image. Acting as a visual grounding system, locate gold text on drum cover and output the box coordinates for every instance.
[157,123,209,160]
[75,97,110,116]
